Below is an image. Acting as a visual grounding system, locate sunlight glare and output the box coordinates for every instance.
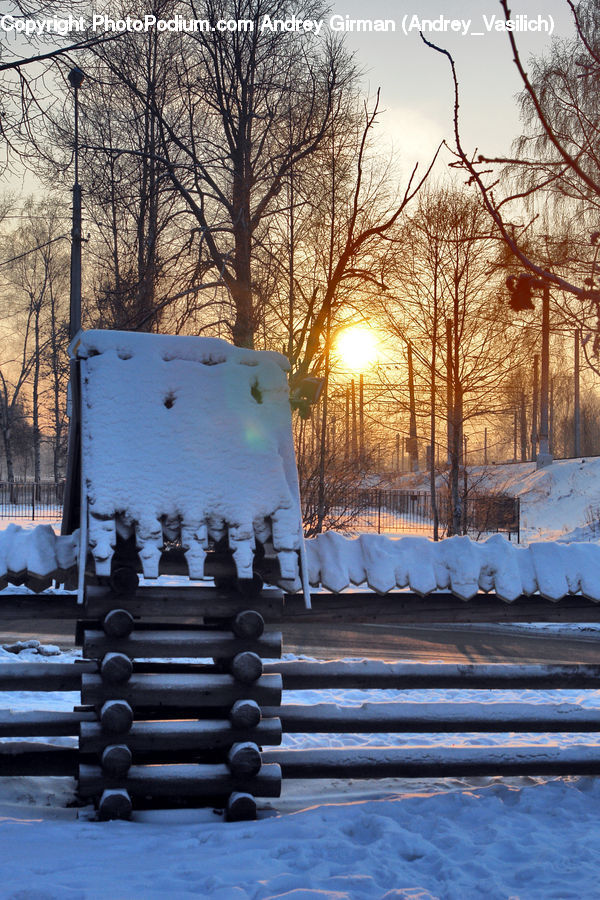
[335,326,379,372]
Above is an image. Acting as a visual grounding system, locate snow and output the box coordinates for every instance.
[458,457,600,542]
[0,524,77,590]
[305,531,600,601]
[4,520,600,604]
[75,331,305,589]
[2,647,600,896]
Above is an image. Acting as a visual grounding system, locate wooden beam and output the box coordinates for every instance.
[78,762,282,798]
[0,709,95,736]
[80,718,282,753]
[263,745,600,778]
[282,592,600,624]
[267,701,600,733]
[264,660,600,690]
[0,661,96,691]
[0,742,77,775]
[81,672,282,708]
[0,594,78,620]
[84,586,284,620]
[83,629,282,660]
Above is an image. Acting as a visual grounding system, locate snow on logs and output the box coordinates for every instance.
[76,331,304,588]
[0,523,78,592]
[305,532,600,602]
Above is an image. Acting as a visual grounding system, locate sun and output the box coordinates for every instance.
[334,326,379,372]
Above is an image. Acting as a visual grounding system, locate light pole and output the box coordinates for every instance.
[537,283,553,468]
[61,66,85,535]
[68,66,85,339]
[506,273,553,470]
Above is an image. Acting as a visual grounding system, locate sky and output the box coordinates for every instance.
[329,0,575,175]
[2,0,576,195]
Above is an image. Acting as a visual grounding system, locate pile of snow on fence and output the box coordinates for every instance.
[0,524,77,591]
[76,331,304,586]
[305,532,600,601]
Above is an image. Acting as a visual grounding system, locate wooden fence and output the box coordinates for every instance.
[2,590,600,804]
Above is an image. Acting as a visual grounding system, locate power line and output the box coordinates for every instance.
[0,235,68,268]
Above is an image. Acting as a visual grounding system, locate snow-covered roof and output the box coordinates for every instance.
[74,330,305,586]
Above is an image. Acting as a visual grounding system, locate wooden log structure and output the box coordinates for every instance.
[7,583,600,815]
[76,576,284,819]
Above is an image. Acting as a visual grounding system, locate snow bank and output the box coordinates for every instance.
[305,532,600,601]
[75,331,305,588]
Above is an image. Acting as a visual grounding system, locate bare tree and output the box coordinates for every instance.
[0,197,69,484]
[422,0,600,335]
[380,188,530,533]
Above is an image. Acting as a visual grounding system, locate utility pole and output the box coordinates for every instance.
[537,283,553,468]
[532,354,539,462]
[520,393,528,462]
[407,341,418,472]
[574,328,581,457]
[344,387,349,461]
[62,66,85,536]
[446,318,453,466]
[351,378,358,459]
[359,373,364,461]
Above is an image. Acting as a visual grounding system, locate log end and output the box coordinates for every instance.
[102,608,135,639]
[231,610,265,639]
[100,700,133,735]
[228,742,262,777]
[231,651,263,684]
[101,743,132,777]
[100,652,133,685]
[98,788,132,821]
[226,791,256,822]
[230,699,262,729]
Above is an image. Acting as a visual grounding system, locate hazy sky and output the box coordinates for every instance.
[3,0,575,194]
[329,0,575,175]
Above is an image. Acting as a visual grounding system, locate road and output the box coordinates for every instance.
[282,621,600,664]
[3,618,600,664]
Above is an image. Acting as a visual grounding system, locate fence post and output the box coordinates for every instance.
[377,490,381,534]
[31,483,35,521]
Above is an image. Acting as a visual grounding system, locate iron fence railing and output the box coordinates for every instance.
[0,481,65,520]
[302,487,520,541]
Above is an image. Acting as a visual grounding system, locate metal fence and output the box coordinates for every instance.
[0,482,65,520]
[302,487,520,541]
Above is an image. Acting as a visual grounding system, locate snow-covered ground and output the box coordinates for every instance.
[2,645,600,898]
[399,456,600,544]
[474,457,600,542]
